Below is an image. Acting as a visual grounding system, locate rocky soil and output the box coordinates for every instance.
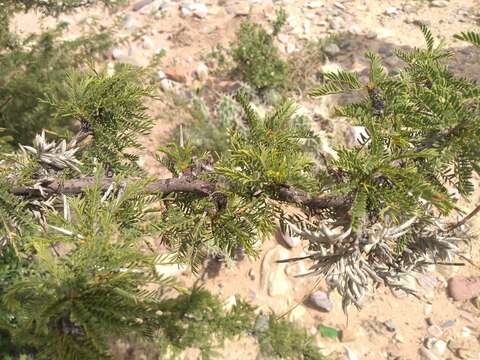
[13,0,480,359]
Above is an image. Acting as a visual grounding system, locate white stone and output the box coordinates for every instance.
[155,261,187,276]
[309,291,333,312]
[321,62,343,74]
[305,1,323,9]
[344,345,359,360]
[277,33,289,44]
[394,333,405,343]
[223,295,237,312]
[160,78,175,92]
[424,303,433,316]
[303,20,311,35]
[329,17,344,31]
[194,62,209,80]
[154,70,166,81]
[111,48,124,60]
[461,327,472,337]
[248,268,256,280]
[431,340,447,357]
[348,25,361,34]
[180,6,191,17]
[384,7,398,15]
[191,3,208,18]
[142,36,154,49]
[430,0,448,8]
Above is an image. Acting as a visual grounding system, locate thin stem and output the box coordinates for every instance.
[448,202,480,231]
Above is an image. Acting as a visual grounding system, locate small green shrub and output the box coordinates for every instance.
[257,316,325,360]
[209,9,287,93]
[231,21,286,93]
[156,287,255,359]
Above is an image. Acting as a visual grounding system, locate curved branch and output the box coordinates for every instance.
[11,177,216,197]
[11,177,349,212]
[277,186,352,212]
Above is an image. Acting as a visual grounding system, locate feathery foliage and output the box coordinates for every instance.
[311,25,480,223]
[256,316,325,360]
[155,287,255,359]
[51,67,153,175]
[0,173,176,359]
[210,10,287,93]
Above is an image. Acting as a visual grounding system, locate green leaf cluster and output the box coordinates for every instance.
[311,26,480,226]
[51,66,153,175]
[221,10,287,93]
[0,172,175,359]
[257,316,326,360]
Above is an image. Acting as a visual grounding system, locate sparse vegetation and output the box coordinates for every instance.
[155,287,254,359]
[286,34,348,93]
[209,9,288,94]
[257,316,326,360]
[0,1,121,147]
[1,0,480,356]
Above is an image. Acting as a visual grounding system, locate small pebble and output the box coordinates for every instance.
[305,1,323,9]
[419,347,439,360]
[384,7,398,16]
[248,269,256,280]
[324,43,341,57]
[309,291,333,312]
[384,320,396,332]
[132,0,153,11]
[424,303,433,316]
[329,17,344,31]
[440,319,455,329]
[460,326,471,337]
[430,0,448,8]
[427,325,443,337]
[447,276,480,301]
[394,333,405,343]
[424,336,436,349]
[431,340,447,356]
